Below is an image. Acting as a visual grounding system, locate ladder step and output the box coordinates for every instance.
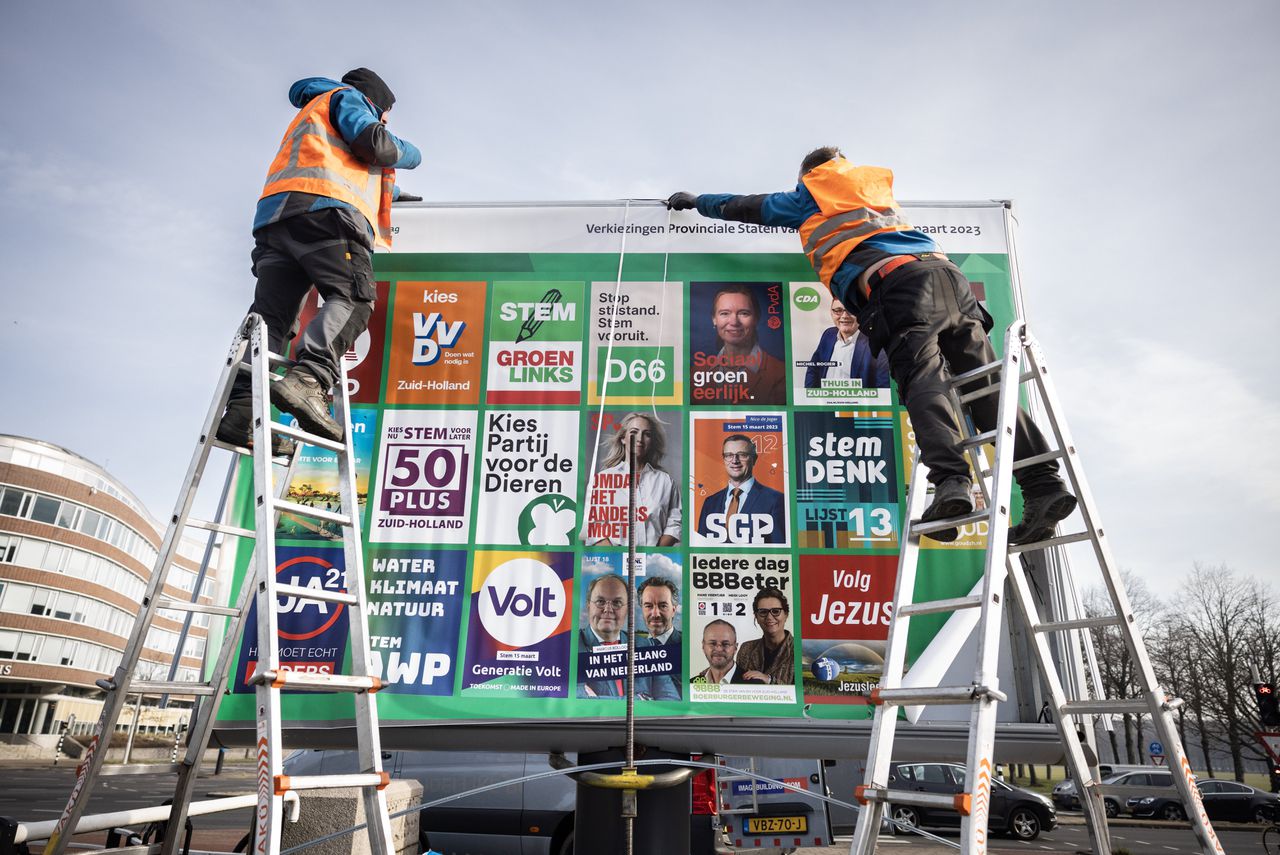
[156,598,240,618]
[1009,530,1093,554]
[275,583,358,605]
[910,509,989,537]
[896,595,984,617]
[235,352,296,374]
[871,685,1007,706]
[948,360,1003,387]
[206,436,293,460]
[856,787,966,812]
[253,670,383,693]
[98,763,182,777]
[271,420,346,453]
[1011,449,1068,471]
[272,499,351,527]
[960,429,1001,449]
[186,517,256,540]
[276,772,389,793]
[1035,615,1124,633]
[129,681,218,696]
[1061,698,1149,715]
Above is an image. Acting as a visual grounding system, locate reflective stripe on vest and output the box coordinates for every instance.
[260,88,395,249]
[798,160,911,287]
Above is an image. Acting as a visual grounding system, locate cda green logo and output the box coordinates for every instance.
[792,286,822,311]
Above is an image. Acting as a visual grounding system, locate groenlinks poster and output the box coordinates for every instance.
[219,201,1023,724]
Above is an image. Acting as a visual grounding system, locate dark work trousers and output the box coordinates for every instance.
[872,258,1064,496]
[226,208,375,414]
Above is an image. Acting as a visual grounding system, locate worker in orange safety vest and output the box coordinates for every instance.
[218,68,420,449]
[668,148,1075,544]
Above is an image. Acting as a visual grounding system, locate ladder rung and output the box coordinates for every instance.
[130,681,217,696]
[896,595,983,617]
[857,787,963,812]
[206,436,293,460]
[276,772,389,793]
[271,421,346,453]
[156,598,240,618]
[872,685,1007,706]
[948,360,1003,387]
[272,499,351,527]
[1035,615,1123,633]
[1062,699,1149,715]
[235,352,296,374]
[1009,530,1093,554]
[186,517,256,540]
[275,583,358,605]
[1011,449,1068,470]
[98,763,182,777]
[960,430,1001,449]
[910,509,989,536]
[253,669,383,693]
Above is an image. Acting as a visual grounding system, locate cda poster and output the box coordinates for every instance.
[217,201,1028,728]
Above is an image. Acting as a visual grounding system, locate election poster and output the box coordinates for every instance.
[365,548,466,695]
[687,553,797,703]
[214,202,1028,732]
[462,550,573,699]
[788,282,892,406]
[577,553,681,701]
[486,281,585,405]
[689,281,787,407]
[369,409,477,544]
[792,410,901,550]
[384,280,486,405]
[234,546,351,692]
[690,412,789,547]
[589,281,683,406]
[475,409,580,546]
[581,409,684,547]
[799,553,897,706]
[277,408,377,542]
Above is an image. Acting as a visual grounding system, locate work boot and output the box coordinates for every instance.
[919,475,975,543]
[1008,486,1078,546]
[271,367,344,443]
[214,404,296,458]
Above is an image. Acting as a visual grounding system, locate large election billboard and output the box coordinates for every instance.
[214,201,1030,730]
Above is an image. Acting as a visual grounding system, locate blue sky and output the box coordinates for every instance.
[2,1,1277,591]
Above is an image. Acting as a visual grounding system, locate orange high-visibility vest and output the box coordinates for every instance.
[799,159,912,287]
[260,87,395,249]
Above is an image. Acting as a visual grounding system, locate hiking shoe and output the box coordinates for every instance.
[919,475,975,543]
[1009,487,1078,546]
[214,407,296,458]
[271,368,344,443]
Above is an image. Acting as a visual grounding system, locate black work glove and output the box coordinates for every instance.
[666,192,698,211]
[394,192,423,203]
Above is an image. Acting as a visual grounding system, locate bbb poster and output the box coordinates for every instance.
[217,201,1025,729]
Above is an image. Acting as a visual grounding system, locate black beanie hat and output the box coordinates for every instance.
[341,68,396,114]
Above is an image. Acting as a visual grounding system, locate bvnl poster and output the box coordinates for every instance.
[217,201,1026,726]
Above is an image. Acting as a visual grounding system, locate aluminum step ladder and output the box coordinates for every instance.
[848,320,1223,855]
[44,313,396,855]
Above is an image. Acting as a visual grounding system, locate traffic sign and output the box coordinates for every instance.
[1256,731,1280,765]
[1151,754,1166,766]
[1149,740,1164,756]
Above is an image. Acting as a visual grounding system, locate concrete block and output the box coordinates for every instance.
[280,779,422,855]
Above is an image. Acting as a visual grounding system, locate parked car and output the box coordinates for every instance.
[883,762,1056,841]
[282,749,824,854]
[1052,763,1157,811]
[1130,779,1280,823]
[1098,768,1181,818]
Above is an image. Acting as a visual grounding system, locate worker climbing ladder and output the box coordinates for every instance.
[44,313,396,855]
[848,320,1223,855]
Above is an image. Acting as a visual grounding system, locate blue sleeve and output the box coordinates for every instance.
[330,89,422,169]
[696,185,817,229]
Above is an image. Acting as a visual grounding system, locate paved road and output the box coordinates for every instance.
[3,766,1271,854]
